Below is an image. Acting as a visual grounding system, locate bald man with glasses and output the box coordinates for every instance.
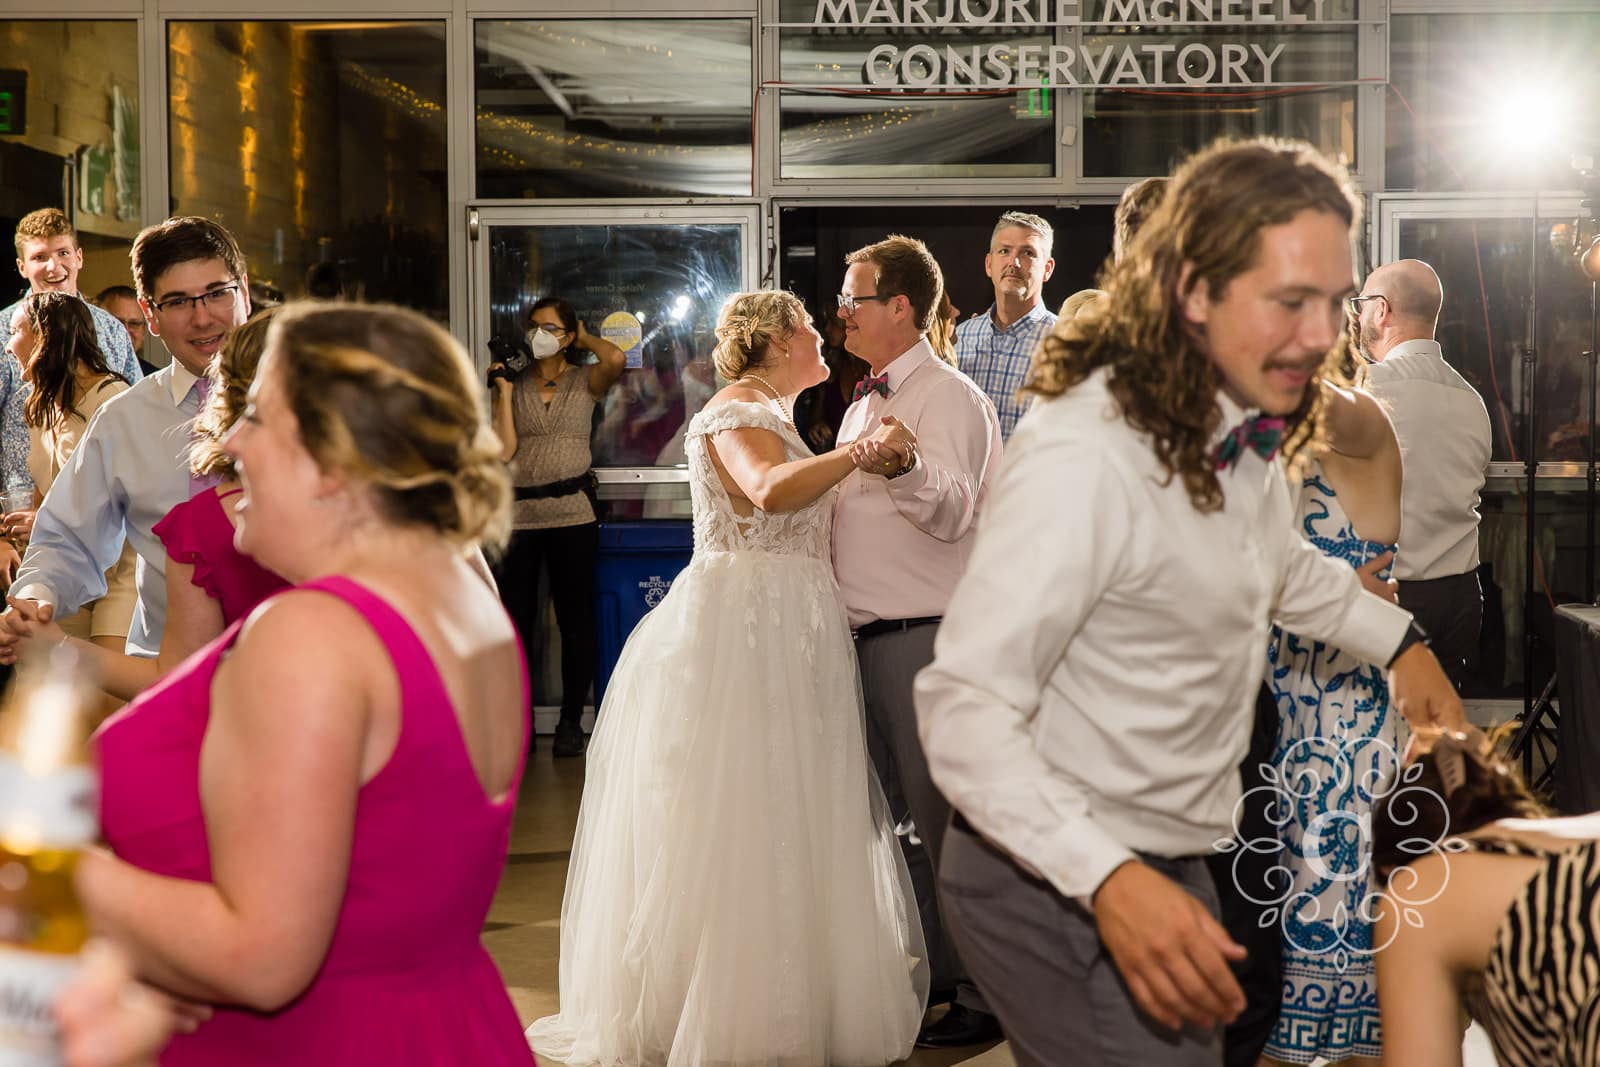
[1352,259,1492,692]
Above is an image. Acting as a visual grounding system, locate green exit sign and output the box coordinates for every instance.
[0,71,26,136]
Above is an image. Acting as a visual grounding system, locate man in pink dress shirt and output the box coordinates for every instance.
[831,234,1004,1049]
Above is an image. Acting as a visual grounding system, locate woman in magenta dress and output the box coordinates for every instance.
[77,303,533,1065]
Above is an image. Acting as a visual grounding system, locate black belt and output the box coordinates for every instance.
[1396,571,1480,589]
[853,615,942,640]
[514,473,593,501]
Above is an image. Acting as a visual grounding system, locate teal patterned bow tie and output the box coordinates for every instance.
[1214,415,1286,470]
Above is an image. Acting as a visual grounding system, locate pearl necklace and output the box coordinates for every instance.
[738,374,796,429]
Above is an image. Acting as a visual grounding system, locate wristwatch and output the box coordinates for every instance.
[1386,619,1430,668]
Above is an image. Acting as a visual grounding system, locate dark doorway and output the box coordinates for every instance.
[777,202,1116,328]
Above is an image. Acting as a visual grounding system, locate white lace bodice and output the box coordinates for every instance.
[685,401,835,562]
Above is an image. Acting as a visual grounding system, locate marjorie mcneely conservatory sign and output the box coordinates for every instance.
[804,0,1344,90]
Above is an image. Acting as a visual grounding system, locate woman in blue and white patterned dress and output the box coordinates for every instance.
[1262,381,1405,1066]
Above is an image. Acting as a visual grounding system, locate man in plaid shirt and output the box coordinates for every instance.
[953,211,1056,441]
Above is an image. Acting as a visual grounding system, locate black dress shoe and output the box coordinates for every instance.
[552,719,587,758]
[915,1004,1002,1048]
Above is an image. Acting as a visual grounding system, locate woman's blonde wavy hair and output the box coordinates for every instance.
[191,308,278,478]
[265,302,512,552]
[1026,137,1363,513]
[712,290,806,380]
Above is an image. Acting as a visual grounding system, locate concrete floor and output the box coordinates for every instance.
[484,744,1013,1067]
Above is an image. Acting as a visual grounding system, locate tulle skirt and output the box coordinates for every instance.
[527,550,928,1066]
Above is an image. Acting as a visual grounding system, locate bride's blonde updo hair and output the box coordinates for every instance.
[266,302,512,552]
[712,290,806,380]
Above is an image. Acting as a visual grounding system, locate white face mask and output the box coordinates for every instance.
[526,327,562,359]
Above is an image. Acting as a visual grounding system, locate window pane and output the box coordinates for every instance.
[776,0,1053,179]
[486,222,743,470]
[1388,15,1600,192]
[1082,11,1357,178]
[0,20,141,311]
[475,20,753,198]
[1398,215,1596,467]
[167,21,448,320]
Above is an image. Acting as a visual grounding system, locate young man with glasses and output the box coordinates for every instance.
[2,216,250,659]
[0,208,144,496]
[832,234,1004,1049]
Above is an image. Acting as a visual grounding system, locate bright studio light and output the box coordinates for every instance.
[1487,83,1571,161]
[669,295,691,322]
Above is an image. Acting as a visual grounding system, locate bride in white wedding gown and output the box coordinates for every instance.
[527,290,929,1067]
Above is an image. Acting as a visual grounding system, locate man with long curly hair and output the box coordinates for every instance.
[913,137,1466,1066]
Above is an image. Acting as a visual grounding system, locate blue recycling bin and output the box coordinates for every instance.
[593,521,695,706]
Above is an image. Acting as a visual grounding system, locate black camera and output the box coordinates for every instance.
[487,335,533,386]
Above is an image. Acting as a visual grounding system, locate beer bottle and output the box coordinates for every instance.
[0,647,99,1065]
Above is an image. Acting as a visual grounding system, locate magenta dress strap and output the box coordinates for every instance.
[294,575,532,758]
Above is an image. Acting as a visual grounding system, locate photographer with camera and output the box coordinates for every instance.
[491,296,626,757]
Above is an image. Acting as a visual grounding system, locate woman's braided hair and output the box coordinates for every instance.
[267,302,511,552]
[712,290,805,380]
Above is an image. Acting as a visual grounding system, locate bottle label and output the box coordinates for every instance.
[0,947,76,1065]
[0,760,94,851]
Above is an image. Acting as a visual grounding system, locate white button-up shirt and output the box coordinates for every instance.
[914,366,1413,906]
[1361,339,1492,582]
[833,337,1003,629]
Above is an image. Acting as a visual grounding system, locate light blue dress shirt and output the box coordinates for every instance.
[0,294,144,491]
[954,301,1057,442]
[13,360,201,658]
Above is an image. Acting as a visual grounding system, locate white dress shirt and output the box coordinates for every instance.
[1361,339,1492,581]
[14,360,203,657]
[832,337,1003,628]
[914,366,1413,907]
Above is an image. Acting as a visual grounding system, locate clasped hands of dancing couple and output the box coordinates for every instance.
[738,367,919,478]
[846,414,917,476]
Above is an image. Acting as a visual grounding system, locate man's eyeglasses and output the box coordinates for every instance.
[1346,294,1387,316]
[836,293,898,315]
[152,284,243,317]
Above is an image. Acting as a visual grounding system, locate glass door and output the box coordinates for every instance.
[468,205,760,515]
